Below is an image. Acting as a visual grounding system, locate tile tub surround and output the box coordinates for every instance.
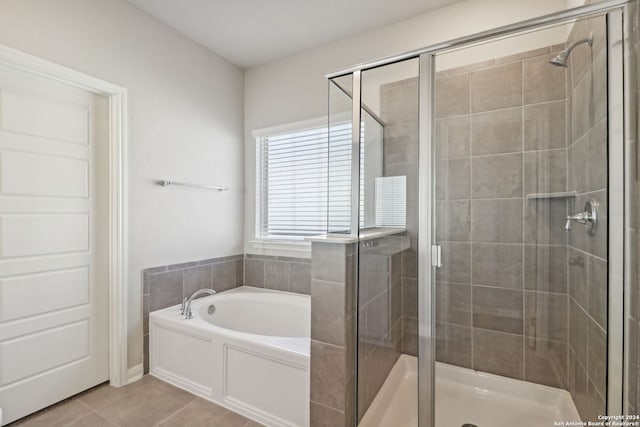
[142,254,311,373]
[431,44,573,390]
[142,255,243,374]
[565,13,608,421]
[244,254,312,295]
[9,375,263,427]
[310,241,356,427]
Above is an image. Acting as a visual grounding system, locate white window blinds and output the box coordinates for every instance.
[256,124,331,239]
[375,175,407,227]
[255,121,362,239]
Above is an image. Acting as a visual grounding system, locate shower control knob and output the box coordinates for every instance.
[565,199,598,235]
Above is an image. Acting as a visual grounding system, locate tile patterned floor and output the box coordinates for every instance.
[9,375,264,427]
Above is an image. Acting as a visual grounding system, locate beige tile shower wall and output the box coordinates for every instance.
[426,44,572,389]
[357,245,404,421]
[565,14,608,421]
[379,79,420,358]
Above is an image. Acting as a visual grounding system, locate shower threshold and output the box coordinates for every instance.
[358,355,580,427]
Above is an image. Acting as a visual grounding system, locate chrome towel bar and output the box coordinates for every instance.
[158,180,228,191]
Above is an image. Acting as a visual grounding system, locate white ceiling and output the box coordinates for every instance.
[127,0,463,68]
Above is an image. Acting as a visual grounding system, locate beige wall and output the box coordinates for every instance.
[0,0,245,371]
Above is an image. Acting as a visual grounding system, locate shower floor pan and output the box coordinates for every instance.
[359,355,580,427]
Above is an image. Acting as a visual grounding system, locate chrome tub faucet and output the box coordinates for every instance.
[182,288,217,319]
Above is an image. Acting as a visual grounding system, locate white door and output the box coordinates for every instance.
[0,64,109,425]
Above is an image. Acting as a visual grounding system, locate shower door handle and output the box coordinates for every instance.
[431,245,442,268]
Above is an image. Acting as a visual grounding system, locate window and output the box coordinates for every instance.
[255,120,358,240]
[255,124,329,239]
[254,113,385,241]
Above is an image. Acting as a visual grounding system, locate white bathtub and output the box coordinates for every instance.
[149,286,310,427]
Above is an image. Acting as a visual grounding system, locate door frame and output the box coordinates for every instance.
[0,45,129,387]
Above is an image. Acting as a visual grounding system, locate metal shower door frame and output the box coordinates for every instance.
[417,52,436,427]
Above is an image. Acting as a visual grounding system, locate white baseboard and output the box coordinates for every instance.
[126,364,144,383]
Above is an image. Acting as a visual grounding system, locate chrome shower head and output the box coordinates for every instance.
[549,51,570,67]
[549,31,594,67]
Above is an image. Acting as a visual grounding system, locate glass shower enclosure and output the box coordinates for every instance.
[327,1,637,426]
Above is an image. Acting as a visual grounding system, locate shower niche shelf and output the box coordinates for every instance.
[526,191,577,200]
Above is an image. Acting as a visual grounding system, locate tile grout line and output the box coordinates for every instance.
[566,30,575,390]
[87,409,119,427]
[150,395,199,427]
[437,97,567,123]
[72,399,115,426]
[584,249,593,393]
[521,56,527,381]
[76,389,115,415]
[439,319,567,343]
[437,240,567,248]
[468,64,475,370]
[74,398,95,412]
[564,35,571,392]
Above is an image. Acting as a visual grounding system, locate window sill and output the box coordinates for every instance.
[247,239,311,258]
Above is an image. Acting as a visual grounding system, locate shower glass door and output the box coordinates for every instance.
[430,12,616,426]
[355,58,420,426]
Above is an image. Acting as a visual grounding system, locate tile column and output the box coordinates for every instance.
[309,241,356,427]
